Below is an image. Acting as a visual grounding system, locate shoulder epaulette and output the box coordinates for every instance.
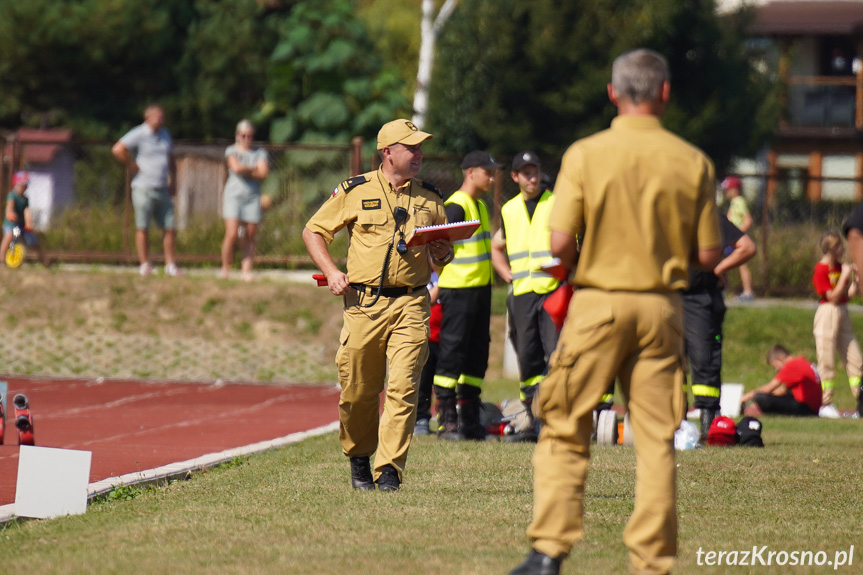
[332,175,369,197]
[418,179,442,198]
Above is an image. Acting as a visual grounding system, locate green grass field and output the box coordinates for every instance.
[2,301,863,574]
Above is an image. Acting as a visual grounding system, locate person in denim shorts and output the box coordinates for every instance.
[112,104,181,277]
[220,120,269,281]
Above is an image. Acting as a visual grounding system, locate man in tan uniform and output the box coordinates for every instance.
[510,49,722,575]
[303,119,454,492]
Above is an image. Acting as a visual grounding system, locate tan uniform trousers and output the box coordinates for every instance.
[337,289,429,481]
[529,289,686,575]
[813,302,863,404]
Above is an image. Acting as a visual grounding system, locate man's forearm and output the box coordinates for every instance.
[303,227,338,276]
[550,230,579,270]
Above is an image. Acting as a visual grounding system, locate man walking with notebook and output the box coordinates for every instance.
[434,150,501,440]
[303,119,453,491]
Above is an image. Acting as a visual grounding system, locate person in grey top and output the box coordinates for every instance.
[220,120,270,281]
[112,104,181,277]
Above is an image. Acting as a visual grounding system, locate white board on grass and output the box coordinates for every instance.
[720,383,745,418]
[15,445,92,519]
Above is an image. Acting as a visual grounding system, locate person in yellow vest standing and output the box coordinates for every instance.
[491,151,559,441]
[434,150,501,441]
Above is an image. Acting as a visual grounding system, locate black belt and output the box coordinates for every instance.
[349,283,425,298]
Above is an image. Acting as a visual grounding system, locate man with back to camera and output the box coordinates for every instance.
[303,119,453,491]
[491,151,559,441]
[433,150,500,441]
[112,104,182,277]
[510,49,722,575]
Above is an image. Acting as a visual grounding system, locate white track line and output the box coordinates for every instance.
[0,420,338,524]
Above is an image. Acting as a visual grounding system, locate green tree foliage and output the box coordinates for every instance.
[260,0,409,145]
[427,0,779,172]
[0,0,195,138]
[356,0,424,105]
[0,0,280,140]
[175,0,279,139]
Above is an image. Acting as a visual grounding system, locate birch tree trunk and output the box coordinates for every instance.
[412,0,458,129]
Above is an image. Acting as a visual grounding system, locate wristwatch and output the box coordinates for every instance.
[436,248,455,265]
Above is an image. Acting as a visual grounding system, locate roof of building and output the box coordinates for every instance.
[751,1,863,35]
[3,128,73,165]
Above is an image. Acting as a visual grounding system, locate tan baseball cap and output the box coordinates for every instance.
[376,119,433,150]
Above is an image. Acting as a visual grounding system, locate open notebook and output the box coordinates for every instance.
[405,220,481,247]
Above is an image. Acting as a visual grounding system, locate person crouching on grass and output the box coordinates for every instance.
[1,171,49,268]
[741,344,822,417]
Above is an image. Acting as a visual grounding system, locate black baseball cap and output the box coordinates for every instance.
[736,416,764,447]
[460,150,503,170]
[512,151,541,171]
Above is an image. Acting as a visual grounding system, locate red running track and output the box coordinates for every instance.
[0,376,340,507]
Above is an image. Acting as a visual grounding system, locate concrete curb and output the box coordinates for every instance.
[0,420,338,525]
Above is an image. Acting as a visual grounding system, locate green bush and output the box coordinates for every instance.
[41,205,348,265]
[39,205,849,294]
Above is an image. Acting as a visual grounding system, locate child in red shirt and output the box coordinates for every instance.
[742,344,822,416]
[812,231,862,409]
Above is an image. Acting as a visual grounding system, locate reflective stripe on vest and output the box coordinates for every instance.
[501,191,558,296]
[439,191,493,288]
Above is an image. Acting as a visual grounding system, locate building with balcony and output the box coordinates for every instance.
[724,0,863,202]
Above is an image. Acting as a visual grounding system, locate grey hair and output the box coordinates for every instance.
[236,119,255,134]
[611,49,669,105]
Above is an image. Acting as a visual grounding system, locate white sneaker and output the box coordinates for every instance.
[819,404,841,418]
[139,262,153,276]
[164,263,183,277]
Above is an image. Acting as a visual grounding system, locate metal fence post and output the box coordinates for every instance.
[351,136,363,176]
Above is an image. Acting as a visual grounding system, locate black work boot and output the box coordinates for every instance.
[435,386,460,441]
[349,456,375,491]
[457,385,487,441]
[509,549,562,575]
[699,408,717,444]
[375,464,400,492]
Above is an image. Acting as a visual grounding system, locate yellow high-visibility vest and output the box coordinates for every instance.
[438,190,492,288]
[501,191,558,296]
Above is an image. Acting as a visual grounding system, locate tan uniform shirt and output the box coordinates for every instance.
[551,115,721,292]
[306,168,448,287]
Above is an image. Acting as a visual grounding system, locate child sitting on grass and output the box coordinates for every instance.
[741,344,822,417]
